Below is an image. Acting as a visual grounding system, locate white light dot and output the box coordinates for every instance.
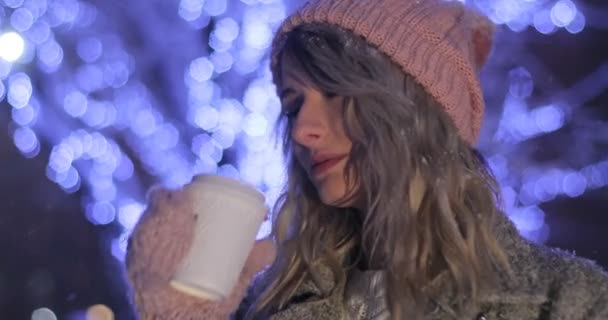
[86,304,115,320]
[243,21,272,49]
[212,125,235,149]
[194,105,219,130]
[214,17,239,42]
[242,112,268,136]
[118,201,145,230]
[0,32,26,62]
[8,72,32,108]
[31,308,57,320]
[189,57,214,82]
[243,85,269,113]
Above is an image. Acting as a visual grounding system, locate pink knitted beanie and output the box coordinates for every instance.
[270,0,495,145]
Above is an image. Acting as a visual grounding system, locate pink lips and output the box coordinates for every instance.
[311,155,346,177]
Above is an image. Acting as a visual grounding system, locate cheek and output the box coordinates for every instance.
[316,163,354,206]
[292,145,307,168]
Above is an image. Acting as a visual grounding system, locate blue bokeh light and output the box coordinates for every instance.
[210,51,234,73]
[24,20,51,44]
[217,163,240,180]
[23,0,48,20]
[114,153,134,181]
[11,101,37,125]
[533,105,564,133]
[508,67,534,99]
[118,200,145,230]
[7,72,32,109]
[550,0,577,27]
[75,64,104,92]
[58,166,81,193]
[10,7,34,31]
[193,105,219,130]
[46,0,79,26]
[3,0,24,9]
[192,133,223,162]
[77,37,103,63]
[566,11,586,34]
[510,206,545,233]
[86,201,116,225]
[131,109,159,137]
[533,9,556,34]
[189,57,214,82]
[562,171,587,197]
[37,39,63,72]
[13,126,39,156]
[203,0,227,16]
[212,125,236,149]
[242,112,268,137]
[151,123,180,151]
[179,0,203,21]
[63,90,88,117]
[215,17,239,42]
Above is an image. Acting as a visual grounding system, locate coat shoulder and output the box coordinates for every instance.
[508,237,608,319]
[524,240,608,290]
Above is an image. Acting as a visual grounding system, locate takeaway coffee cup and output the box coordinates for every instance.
[169,175,267,301]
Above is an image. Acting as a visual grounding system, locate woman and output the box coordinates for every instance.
[126,0,608,319]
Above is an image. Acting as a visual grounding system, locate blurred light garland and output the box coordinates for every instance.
[0,0,607,263]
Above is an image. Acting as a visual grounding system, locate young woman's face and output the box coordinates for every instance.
[279,59,356,207]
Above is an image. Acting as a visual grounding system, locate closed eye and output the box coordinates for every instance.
[283,96,304,120]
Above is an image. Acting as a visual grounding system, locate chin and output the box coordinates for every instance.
[317,184,350,207]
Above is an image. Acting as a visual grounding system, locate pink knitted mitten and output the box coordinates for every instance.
[126,187,275,319]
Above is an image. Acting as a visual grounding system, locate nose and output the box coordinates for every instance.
[291,103,327,148]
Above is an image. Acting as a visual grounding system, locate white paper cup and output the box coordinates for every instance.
[169,175,267,301]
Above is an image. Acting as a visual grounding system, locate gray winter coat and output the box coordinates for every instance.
[238,212,608,320]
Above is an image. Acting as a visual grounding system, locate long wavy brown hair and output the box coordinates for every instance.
[245,23,510,319]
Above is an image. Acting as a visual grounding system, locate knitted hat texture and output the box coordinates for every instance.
[270,0,495,145]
